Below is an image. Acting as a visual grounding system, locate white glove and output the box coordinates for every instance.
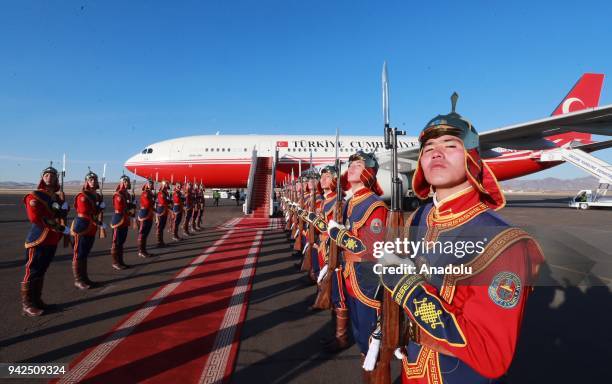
[317,265,328,284]
[327,220,345,236]
[99,201,106,209]
[394,348,406,360]
[379,250,415,267]
[362,337,381,371]
[61,202,69,210]
[62,226,71,235]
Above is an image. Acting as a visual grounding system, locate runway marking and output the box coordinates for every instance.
[58,230,235,384]
[198,230,263,384]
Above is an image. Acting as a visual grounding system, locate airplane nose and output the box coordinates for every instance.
[124,153,139,172]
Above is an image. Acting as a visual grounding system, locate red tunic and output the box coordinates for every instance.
[112,190,130,228]
[24,190,64,247]
[73,191,99,236]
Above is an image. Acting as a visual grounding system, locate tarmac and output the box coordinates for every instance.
[0,193,610,383]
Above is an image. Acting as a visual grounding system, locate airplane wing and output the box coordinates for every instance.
[480,104,612,150]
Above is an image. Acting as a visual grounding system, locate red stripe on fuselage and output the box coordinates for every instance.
[125,154,560,187]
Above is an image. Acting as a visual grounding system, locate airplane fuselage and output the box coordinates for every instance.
[124,135,557,188]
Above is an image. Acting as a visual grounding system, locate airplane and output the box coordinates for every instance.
[124,73,612,201]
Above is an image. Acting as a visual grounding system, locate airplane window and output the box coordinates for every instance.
[147,148,153,154]
[216,148,220,151]
[244,148,247,152]
[222,148,225,152]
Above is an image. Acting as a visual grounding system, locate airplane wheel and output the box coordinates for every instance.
[580,203,589,210]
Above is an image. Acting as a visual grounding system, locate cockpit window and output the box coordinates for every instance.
[147,148,153,154]
[142,149,147,154]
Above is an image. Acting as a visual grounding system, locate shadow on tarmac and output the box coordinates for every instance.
[506,263,612,383]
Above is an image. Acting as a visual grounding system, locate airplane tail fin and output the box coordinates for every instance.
[548,73,604,146]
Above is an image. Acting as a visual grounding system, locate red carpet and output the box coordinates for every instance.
[57,218,275,384]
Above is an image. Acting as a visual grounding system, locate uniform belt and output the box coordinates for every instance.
[114,210,124,214]
[343,252,366,263]
[77,213,93,219]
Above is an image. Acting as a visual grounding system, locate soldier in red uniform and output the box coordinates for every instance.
[71,170,105,289]
[137,179,155,257]
[171,182,184,241]
[110,175,134,270]
[326,151,388,380]
[155,180,172,247]
[191,183,200,231]
[22,164,71,316]
[182,181,194,236]
[378,96,544,383]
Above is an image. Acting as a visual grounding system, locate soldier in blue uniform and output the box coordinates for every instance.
[22,164,71,316]
[378,95,544,383]
[71,170,105,289]
[326,151,388,380]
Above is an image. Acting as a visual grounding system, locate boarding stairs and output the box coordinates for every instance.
[540,146,612,183]
[247,157,273,218]
[540,146,612,198]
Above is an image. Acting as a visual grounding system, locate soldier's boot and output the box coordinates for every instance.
[111,246,128,270]
[172,224,181,241]
[73,259,92,290]
[157,232,166,248]
[21,281,44,317]
[309,268,317,284]
[81,258,98,287]
[324,308,350,352]
[138,238,151,258]
[31,277,56,311]
[182,221,191,236]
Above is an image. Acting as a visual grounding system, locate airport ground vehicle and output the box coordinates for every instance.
[569,185,612,209]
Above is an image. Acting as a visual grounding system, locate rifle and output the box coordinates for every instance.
[371,61,405,383]
[60,154,70,247]
[131,170,138,230]
[99,163,107,238]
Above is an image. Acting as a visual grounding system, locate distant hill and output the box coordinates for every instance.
[500,176,602,192]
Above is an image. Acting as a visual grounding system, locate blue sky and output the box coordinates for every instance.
[1,0,611,182]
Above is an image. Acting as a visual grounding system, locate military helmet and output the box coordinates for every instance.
[349,150,379,172]
[419,92,479,151]
[41,162,59,177]
[320,165,338,178]
[85,167,98,181]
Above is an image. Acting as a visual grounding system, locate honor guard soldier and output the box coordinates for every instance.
[191,183,200,231]
[326,151,388,377]
[22,164,71,316]
[306,166,352,351]
[110,175,134,270]
[71,170,105,289]
[137,179,155,257]
[379,95,544,383]
[183,182,194,235]
[194,183,205,230]
[171,182,184,241]
[155,180,172,247]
